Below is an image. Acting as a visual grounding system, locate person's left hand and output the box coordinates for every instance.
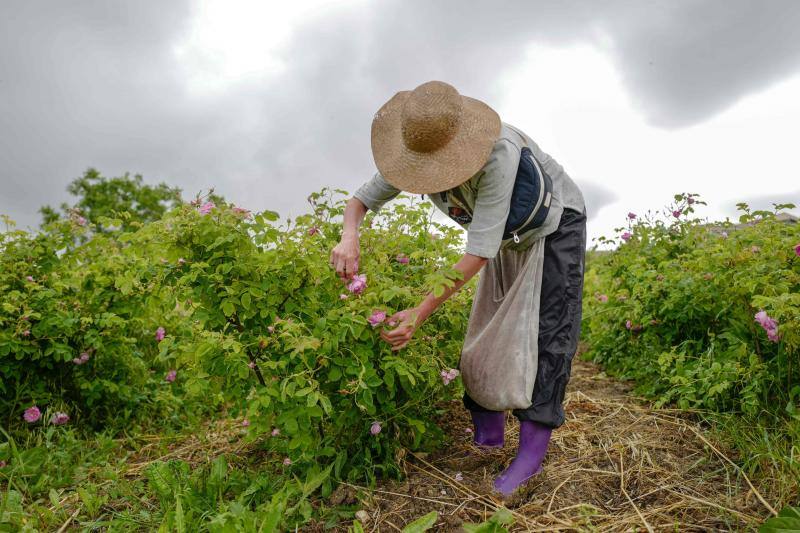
[380,307,422,351]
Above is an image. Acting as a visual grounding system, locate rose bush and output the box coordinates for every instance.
[0,213,192,429]
[149,189,472,484]
[583,195,800,417]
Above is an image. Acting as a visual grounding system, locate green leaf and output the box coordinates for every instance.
[760,507,800,533]
[401,510,438,532]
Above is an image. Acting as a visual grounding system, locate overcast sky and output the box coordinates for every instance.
[2,0,799,245]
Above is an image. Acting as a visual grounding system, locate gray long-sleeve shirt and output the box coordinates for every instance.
[354,123,585,258]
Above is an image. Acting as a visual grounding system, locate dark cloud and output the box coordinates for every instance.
[2,0,800,229]
[722,190,800,218]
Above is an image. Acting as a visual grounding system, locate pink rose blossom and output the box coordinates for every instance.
[241,419,250,427]
[627,212,636,220]
[596,294,608,303]
[339,293,348,300]
[23,406,41,423]
[232,206,252,218]
[794,243,800,257]
[76,216,87,226]
[440,368,460,385]
[396,255,409,264]
[672,210,681,218]
[347,274,367,295]
[307,227,319,236]
[155,327,166,342]
[22,330,30,337]
[198,201,216,215]
[766,328,781,343]
[625,320,632,330]
[687,196,695,205]
[26,275,34,282]
[621,232,632,242]
[368,310,386,327]
[271,428,280,436]
[79,352,90,363]
[50,412,69,426]
[283,457,292,466]
[754,311,779,343]
[165,369,177,382]
[370,421,382,435]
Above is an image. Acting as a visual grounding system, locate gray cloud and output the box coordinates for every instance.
[721,190,800,219]
[2,0,800,230]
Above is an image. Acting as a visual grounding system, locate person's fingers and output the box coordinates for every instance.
[335,256,347,280]
[383,327,410,341]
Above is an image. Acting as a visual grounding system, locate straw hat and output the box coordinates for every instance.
[371,81,501,194]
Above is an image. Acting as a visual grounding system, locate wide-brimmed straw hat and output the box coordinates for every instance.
[371,81,501,194]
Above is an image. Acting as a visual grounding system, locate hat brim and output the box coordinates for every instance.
[371,91,501,194]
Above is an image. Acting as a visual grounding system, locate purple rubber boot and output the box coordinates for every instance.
[470,410,505,448]
[493,420,552,495]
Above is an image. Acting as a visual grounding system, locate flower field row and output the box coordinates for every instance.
[1,186,473,529]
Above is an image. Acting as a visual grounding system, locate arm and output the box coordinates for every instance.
[331,172,400,280]
[381,252,487,350]
[330,197,368,280]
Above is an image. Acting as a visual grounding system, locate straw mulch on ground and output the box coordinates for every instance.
[339,358,775,532]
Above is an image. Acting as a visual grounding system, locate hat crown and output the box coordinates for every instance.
[400,81,463,153]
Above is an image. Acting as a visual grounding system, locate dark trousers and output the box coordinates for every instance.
[463,208,587,428]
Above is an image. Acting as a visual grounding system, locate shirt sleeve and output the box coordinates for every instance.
[353,171,401,212]
[465,139,520,258]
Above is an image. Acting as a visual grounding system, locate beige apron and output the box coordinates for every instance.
[460,239,546,411]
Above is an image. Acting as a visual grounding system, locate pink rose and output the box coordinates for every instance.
[271,428,280,436]
[307,227,319,236]
[22,330,30,337]
[241,419,250,427]
[440,368,460,385]
[339,294,348,300]
[232,206,252,218]
[198,201,216,215]
[367,310,386,327]
[26,275,34,282]
[625,320,632,330]
[283,457,292,466]
[76,216,87,226]
[347,274,367,295]
[396,255,409,264]
[165,370,177,383]
[794,243,800,257]
[51,412,70,426]
[155,327,166,342]
[370,421,382,435]
[79,352,90,363]
[627,212,636,220]
[672,210,681,218]
[621,232,632,242]
[687,196,695,205]
[23,406,41,423]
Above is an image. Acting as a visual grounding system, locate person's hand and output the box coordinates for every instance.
[381,307,422,351]
[330,234,360,281]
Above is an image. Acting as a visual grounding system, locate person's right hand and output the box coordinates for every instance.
[330,234,360,281]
